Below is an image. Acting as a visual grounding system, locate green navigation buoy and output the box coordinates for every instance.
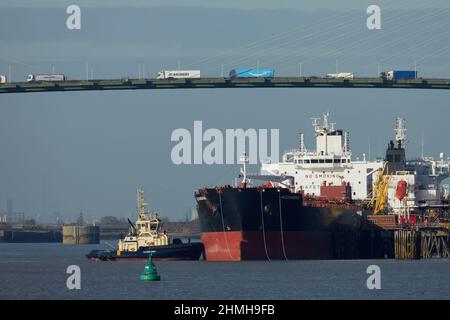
[140,253,161,281]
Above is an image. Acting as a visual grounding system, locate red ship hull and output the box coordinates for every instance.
[201,231,334,261]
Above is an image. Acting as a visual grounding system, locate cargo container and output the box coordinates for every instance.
[325,72,354,80]
[27,74,66,82]
[229,68,274,78]
[383,70,417,80]
[156,70,200,80]
[0,75,7,83]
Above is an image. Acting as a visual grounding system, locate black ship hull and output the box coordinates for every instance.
[195,187,382,260]
[86,242,204,261]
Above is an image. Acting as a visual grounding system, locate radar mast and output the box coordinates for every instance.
[394,117,407,148]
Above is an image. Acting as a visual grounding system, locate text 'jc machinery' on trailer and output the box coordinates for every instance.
[229,68,275,78]
[156,70,201,80]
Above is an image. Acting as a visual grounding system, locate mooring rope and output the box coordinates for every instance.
[259,190,271,261]
[218,192,238,261]
[278,191,288,261]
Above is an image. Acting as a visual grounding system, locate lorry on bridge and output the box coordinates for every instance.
[27,74,66,82]
[0,75,6,83]
[325,72,354,80]
[382,70,417,80]
[229,68,274,78]
[156,70,201,80]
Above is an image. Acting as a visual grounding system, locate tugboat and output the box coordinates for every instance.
[86,188,203,261]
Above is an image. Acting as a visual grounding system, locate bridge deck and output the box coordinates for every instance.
[1,77,450,94]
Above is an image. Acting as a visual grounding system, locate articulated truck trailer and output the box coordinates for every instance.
[27,74,66,82]
[229,68,274,78]
[382,70,417,80]
[156,70,201,80]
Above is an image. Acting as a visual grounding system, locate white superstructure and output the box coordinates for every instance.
[261,112,382,200]
[259,113,450,217]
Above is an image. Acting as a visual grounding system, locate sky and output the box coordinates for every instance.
[2,1,450,10]
[0,1,450,223]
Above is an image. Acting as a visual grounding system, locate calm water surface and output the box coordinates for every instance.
[0,242,449,299]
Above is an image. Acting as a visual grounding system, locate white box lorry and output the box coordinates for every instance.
[27,74,66,82]
[156,70,201,80]
[325,72,354,80]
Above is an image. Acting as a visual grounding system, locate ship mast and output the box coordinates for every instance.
[343,131,350,155]
[299,133,306,154]
[311,112,332,155]
[137,187,148,219]
[394,117,407,148]
[240,152,249,184]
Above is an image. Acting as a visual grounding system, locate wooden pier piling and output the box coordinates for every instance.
[420,229,450,259]
[394,228,450,259]
[394,230,419,259]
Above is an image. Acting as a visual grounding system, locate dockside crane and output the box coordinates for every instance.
[368,162,392,214]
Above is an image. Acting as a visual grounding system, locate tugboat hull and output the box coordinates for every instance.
[86,242,204,261]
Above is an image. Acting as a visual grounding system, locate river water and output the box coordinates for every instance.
[0,242,449,299]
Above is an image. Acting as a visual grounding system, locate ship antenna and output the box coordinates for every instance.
[299,133,306,153]
[344,131,350,155]
[311,118,320,132]
[137,187,147,219]
[323,112,329,131]
[330,123,336,131]
[421,130,425,159]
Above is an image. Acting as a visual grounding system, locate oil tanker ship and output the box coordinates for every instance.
[195,114,450,260]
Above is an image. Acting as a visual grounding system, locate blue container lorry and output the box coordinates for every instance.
[384,70,417,80]
[229,68,274,78]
